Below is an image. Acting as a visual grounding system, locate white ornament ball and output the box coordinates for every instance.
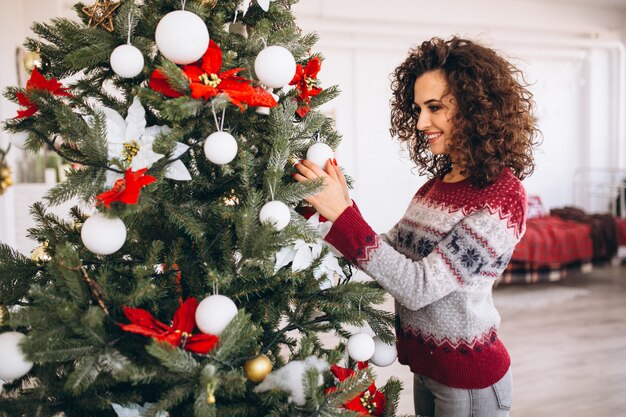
[203,131,238,165]
[110,44,144,78]
[254,45,296,89]
[0,332,33,381]
[155,10,210,65]
[259,201,291,231]
[81,213,127,255]
[347,332,375,362]
[370,336,398,367]
[306,143,334,169]
[195,294,238,336]
[9,132,29,150]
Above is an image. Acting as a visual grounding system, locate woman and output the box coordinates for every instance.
[293,36,538,416]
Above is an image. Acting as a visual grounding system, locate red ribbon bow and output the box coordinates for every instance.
[96,168,157,208]
[149,40,277,111]
[15,68,72,119]
[120,297,219,354]
[325,362,386,416]
[289,57,323,118]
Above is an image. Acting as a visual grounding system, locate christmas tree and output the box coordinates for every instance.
[0,0,406,415]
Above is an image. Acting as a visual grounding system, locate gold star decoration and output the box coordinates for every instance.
[82,0,121,32]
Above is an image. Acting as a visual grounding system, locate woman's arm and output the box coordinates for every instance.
[325,206,517,310]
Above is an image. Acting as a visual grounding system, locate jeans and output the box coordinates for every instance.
[413,367,512,417]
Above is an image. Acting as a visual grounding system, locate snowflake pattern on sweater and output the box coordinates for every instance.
[324,168,526,389]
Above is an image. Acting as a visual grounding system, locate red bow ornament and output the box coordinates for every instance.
[96,168,157,208]
[289,57,323,118]
[15,68,72,119]
[120,298,219,354]
[149,40,277,111]
[325,362,386,416]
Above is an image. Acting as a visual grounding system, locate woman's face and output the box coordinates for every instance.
[413,70,457,155]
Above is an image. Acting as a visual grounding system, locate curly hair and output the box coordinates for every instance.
[390,36,540,188]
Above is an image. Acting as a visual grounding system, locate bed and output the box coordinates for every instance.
[498,168,626,284]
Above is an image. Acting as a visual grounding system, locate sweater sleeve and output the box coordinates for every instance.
[324,206,519,310]
[380,222,400,247]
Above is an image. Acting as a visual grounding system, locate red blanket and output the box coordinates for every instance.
[511,217,593,266]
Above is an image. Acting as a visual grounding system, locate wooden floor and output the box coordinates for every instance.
[373,264,626,416]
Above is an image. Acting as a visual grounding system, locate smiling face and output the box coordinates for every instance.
[413,70,457,155]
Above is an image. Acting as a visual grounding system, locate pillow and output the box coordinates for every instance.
[527,195,549,219]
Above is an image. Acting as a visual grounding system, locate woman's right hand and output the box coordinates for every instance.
[326,159,352,207]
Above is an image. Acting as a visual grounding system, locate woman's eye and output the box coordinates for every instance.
[429,105,441,112]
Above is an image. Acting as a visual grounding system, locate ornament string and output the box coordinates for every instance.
[126,11,133,45]
[210,104,226,132]
[181,0,187,10]
[268,183,275,201]
[232,10,239,23]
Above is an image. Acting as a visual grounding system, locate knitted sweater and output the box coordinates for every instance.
[325,168,527,389]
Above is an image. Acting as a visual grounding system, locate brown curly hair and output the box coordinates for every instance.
[390,36,540,188]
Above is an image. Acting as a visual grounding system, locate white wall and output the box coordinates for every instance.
[0,0,26,247]
[0,0,72,248]
[1,0,625,249]
[292,0,626,232]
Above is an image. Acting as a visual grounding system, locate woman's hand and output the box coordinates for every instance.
[293,159,351,222]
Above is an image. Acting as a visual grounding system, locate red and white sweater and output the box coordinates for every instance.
[325,168,527,389]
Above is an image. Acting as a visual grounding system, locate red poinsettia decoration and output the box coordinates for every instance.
[15,68,72,119]
[120,298,219,354]
[289,57,323,118]
[149,40,277,111]
[96,168,157,208]
[325,363,386,416]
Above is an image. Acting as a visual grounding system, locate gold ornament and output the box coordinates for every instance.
[206,380,217,404]
[243,354,272,383]
[82,0,121,32]
[222,189,240,207]
[31,242,51,263]
[23,50,44,74]
[198,0,217,7]
[0,165,12,196]
[0,305,9,327]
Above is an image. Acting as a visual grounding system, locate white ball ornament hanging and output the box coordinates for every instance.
[195,294,238,336]
[254,45,296,89]
[347,332,376,362]
[259,201,291,231]
[370,336,398,367]
[0,332,33,381]
[203,131,238,165]
[155,10,209,65]
[306,142,334,169]
[110,44,144,78]
[9,132,28,150]
[81,213,127,256]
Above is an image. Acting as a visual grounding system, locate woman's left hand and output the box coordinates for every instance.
[293,159,350,222]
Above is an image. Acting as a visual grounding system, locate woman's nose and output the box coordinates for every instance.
[416,112,430,131]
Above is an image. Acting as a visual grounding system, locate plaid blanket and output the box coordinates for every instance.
[510,216,593,266]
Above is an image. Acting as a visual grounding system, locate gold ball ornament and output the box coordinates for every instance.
[23,50,44,74]
[0,305,9,327]
[197,0,217,7]
[31,243,51,263]
[243,354,272,383]
[0,165,13,195]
